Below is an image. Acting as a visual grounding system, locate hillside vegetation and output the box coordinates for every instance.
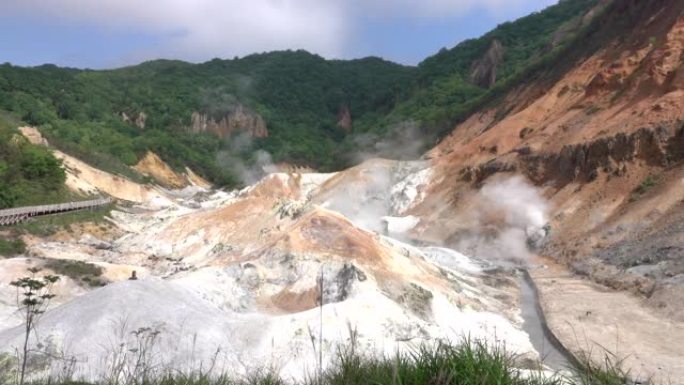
[0,112,67,209]
[0,0,598,196]
[385,0,599,135]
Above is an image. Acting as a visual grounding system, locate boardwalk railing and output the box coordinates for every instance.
[0,198,112,226]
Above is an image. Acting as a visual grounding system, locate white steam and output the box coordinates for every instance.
[349,122,435,164]
[318,165,393,233]
[454,176,549,264]
[317,160,431,236]
[480,176,548,233]
[216,133,277,186]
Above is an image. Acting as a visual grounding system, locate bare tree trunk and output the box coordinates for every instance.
[318,271,323,385]
[19,314,32,385]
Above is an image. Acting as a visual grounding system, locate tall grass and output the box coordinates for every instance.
[12,337,633,385]
[312,338,559,385]
[570,350,633,385]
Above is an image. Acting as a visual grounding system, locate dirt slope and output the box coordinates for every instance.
[420,0,684,306]
[133,151,189,188]
[133,151,212,189]
[18,127,192,204]
[413,1,684,382]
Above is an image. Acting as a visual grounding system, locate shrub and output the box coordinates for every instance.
[630,175,658,201]
[0,236,26,257]
[42,259,106,287]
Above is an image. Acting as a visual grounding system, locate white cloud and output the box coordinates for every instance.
[356,0,558,19]
[5,0,348,61]
[4,0,559,64]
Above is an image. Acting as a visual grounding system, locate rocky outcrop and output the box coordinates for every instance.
[470,40,504,88]
[321,263,367,304]
[336,104,352,131]
[121,112,147,129]
[522,126,676,186]
[456,122,682,188]
[190,104,268,139]
[460,159,516,184]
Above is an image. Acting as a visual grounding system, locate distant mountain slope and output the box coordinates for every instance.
[0,53,414,185]
[0,0,599,188]
[385,0,601,133]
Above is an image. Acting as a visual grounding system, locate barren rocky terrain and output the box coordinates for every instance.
[0,147,542,380]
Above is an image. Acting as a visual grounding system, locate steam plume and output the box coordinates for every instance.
[452,176,549,264]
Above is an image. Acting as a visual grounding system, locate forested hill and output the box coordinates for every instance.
[0,0,599,199]
[0,53,414,185]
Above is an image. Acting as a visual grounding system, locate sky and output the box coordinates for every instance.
[0,0,558,69]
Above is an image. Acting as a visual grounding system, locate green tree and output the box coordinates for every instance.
[19,146,65,186]
[0,185,17,209]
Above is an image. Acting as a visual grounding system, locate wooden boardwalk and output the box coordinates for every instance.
[0,198,111,226]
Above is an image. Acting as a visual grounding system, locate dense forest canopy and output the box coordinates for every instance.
[0,0,599,206]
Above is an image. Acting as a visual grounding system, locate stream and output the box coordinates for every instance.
[518,270,573,370]
[417,245,574,370]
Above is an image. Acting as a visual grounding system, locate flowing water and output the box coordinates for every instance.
[418,244,572,370]
[519,270,572,370]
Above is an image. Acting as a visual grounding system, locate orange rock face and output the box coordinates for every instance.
[414,0,684,312]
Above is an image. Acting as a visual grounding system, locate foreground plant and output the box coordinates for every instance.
[4,335,633,385]
[10,268,60,385]
[570,350,632,385]
[313,338,562,385]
